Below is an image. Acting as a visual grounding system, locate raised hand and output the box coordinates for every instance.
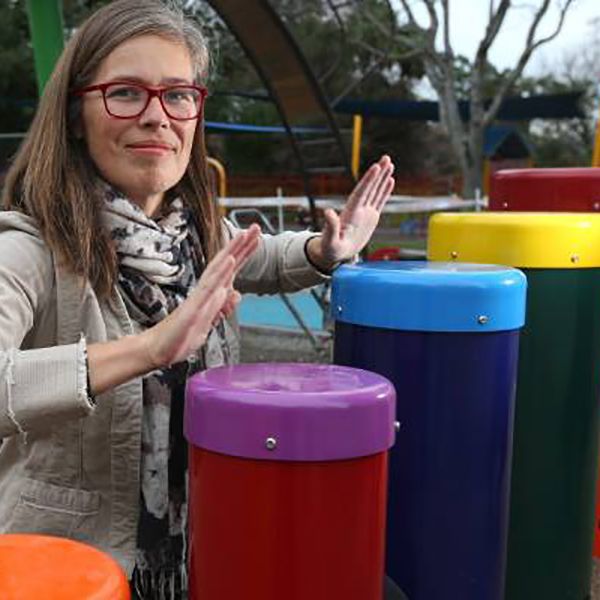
[307,155,395,270]
[140,224,260,369]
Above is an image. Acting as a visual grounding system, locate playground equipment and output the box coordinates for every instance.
[332,262,527,599]
[488,166,600,563]
[205,0,354,227]
[184,363,396,600]
[429,212,600,600]
[0,534,130,599]
[207,157,228,199]
[489,168,600,211]
[228,207,329,351]
[594,105,600,168]
[25,0,63,93]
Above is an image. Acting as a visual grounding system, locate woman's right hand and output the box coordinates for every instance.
[139,225,260,369]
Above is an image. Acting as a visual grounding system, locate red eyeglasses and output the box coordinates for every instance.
[72,81,208,121]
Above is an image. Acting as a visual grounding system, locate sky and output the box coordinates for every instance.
[393,0,600,76]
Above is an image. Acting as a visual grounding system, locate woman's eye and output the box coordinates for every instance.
[106,86,143,100]
[164,89,197,104]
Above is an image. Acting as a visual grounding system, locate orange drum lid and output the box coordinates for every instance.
[0,534,130,599]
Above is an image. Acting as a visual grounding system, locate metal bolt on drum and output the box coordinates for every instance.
[265,437,277,451]
[477,315,489,325]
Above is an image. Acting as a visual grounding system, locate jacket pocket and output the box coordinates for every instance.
[6,478,101,543]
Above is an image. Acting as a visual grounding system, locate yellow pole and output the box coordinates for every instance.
[351,114,363,179]
[207,157,227,197]
[592,103,600,167]
[483,159,491,197]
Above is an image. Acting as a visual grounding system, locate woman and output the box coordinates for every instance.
[0,0,394,597]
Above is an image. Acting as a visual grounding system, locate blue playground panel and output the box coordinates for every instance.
[238,290,324,331]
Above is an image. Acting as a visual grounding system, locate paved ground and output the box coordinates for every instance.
[240,324,331,364]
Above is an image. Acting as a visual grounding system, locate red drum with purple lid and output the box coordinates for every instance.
[184,362,396,600]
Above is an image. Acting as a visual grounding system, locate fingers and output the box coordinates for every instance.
[189,287,229,347]
[322,209,340,245]
[201,226,259,285]
[347,155,394,211]
[376,176,395,211]
[367,157,394,207]
[214,289,241,325]
[231,224,260,268]
[192,254,236,301]
[346,162,381,211]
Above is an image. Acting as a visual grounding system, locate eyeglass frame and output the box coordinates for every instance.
[71,81,209,121]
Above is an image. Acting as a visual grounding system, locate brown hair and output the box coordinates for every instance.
[2,0,220,298]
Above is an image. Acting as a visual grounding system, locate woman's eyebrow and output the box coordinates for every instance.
[104,75,194,85]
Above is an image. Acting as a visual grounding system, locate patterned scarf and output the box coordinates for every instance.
[103,188,236,600]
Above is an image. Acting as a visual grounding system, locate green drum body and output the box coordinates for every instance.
[429,212,600,600]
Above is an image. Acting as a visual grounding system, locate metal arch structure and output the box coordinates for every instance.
[205,0,355,227]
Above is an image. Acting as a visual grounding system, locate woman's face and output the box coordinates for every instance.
[80,34,199,214]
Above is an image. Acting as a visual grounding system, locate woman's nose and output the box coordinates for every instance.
[138,96,170,126]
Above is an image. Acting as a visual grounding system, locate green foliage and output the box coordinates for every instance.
[0,0,112,135]
[524,74,596,167]
[0,0,36,132]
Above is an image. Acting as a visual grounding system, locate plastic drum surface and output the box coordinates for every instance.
[489,168,600,212]
[487,168,600,562]
[0,534,130,599]
[428,212,600,600]
[332,261,526,332]
[185,362,396,461]
[185,363,396,600]
[428,211,600,268]
[333,261,526,600]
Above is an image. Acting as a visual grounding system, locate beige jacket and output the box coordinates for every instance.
[0,211,327,575]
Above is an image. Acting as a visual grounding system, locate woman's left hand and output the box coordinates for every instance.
[307,155,395,270]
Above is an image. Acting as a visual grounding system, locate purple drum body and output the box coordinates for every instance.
[332,262,527,600]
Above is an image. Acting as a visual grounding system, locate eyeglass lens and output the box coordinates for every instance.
[105,84,203,119]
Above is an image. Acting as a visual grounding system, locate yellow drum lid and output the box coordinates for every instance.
[428,212,600,268]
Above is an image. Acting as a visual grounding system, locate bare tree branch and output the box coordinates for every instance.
[422,0,440,47]
[344,0,579,196]
[398,0,420,28]
[484,0,576,125]
[441,0,451,57]
[474,0,511,65]
[359,4,398,41]
[330,55,388,106]
[319,0,349,84]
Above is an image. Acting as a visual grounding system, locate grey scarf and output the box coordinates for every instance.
[103,189,237,599]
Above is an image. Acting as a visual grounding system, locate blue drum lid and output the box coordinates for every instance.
[331,261,527,333]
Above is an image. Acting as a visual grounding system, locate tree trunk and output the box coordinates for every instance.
[462,126,485,199]
[461,162,483,199]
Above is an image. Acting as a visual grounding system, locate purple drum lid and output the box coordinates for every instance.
[184,363,396,462]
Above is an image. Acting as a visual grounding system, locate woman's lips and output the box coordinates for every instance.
[126,143,174,156]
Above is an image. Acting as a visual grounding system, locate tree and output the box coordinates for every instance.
[193,0,431,176]
[354,0,578,197]
[519,15,600,168]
